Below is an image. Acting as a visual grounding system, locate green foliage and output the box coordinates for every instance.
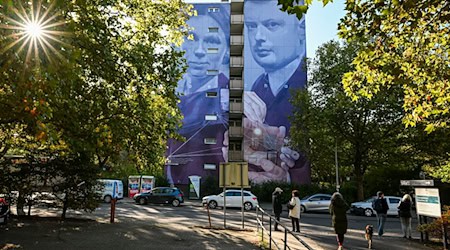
[290,40,410,200]
[0,0,193,217]
[277,0,332,19]
[201,175,221,197]
[339,1,450,131]
[417,206,450,239]
[250,180,334,203]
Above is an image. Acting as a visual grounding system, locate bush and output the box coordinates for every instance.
[201,175,221,197]
[250,181,335,204]
[417,205,450,239]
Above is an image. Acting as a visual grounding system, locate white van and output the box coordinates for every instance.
[98,179,124,203]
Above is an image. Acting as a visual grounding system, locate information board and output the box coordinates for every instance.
[415,187,442,218]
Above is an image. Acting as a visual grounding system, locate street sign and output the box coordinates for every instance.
[400,179,434,186]
[415,188,441,218]
[219,162,250,188]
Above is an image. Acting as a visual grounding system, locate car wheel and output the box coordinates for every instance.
[244,202,253,211]
[138,197,147,205]
[104,195,112,203]
[208,200,218,209]
[364,208,374,217]
[300,205,306,213]
[172,199,180,207]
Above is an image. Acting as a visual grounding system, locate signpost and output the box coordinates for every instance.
[219,162,249,229]
[401,180,447,249]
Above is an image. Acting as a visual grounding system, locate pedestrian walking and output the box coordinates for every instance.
[288,190,301,232]
[372,191,389,236]
[398,194,412,239]
[272,187,283,231]
[329,192,349,250]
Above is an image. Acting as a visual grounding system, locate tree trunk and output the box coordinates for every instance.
[354,162,365,201]
[16,194,26,216]
[61,197,68,220]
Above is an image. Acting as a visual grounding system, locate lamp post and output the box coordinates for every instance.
[335,139,339,192]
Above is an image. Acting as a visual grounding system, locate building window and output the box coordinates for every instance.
[206,91,218,97]
[229,141,242,151]
[229,119,242,127]
[207,48,219,54]
[205,114,217,121]
[208,27,219,33]
[206,70,219,75]
[204,138,217,144]
[204,164,216,170]
[208,7,219,13]
[230,98,242,103]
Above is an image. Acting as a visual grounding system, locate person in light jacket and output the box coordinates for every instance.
[288,190,301,232]
[398,194,413,239]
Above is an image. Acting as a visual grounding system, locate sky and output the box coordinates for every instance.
[305,0,346,59]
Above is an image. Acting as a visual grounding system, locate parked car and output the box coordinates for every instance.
[133,187,184,207]
[350,196,402,217]
[299,193,332,213]
[202,190,258,211]
[97,179,124,203]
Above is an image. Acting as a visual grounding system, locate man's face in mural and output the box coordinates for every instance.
[183,15,227,82]
[245,0,304,72]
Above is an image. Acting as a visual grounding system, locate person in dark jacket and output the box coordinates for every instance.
[272,187,283,231]
[398,194,412,238]
[329,192,349,250]
[372,191,389,236]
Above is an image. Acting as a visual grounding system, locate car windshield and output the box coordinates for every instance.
[364,197,375,203]
[301,195,310,200]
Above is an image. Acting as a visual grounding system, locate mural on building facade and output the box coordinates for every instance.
[166,3,230,185]
[243,0,310,184]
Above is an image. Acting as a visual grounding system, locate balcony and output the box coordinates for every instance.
[228,150,243,161]
[231,35,244,46]
[230,102,243,113]
[230,56,244,67]
[231,14,244,24]
[229,126,243,137]
[230,79,243,89]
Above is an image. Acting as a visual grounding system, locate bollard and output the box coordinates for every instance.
[110,198,116,223]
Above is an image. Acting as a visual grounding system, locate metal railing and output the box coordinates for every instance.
[256,205,314,250]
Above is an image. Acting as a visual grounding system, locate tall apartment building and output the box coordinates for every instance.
[166,0,310,196]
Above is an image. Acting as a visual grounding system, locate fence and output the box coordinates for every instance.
[256,205,314,250]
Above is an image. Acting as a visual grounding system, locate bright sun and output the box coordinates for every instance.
[0,1,69,64]
[25,21,44,38]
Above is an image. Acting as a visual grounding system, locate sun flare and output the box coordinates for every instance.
[0,1,70,64]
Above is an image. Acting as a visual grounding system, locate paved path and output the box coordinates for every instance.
[0,199,437,250]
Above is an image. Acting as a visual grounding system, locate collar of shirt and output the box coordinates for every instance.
[267,57,301,96]
[177,75,219,95]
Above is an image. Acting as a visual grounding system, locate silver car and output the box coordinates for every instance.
[300,193,332,213]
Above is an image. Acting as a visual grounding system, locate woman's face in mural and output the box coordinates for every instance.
[183,15,227,82]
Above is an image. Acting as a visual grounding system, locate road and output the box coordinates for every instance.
[1,199,435,250]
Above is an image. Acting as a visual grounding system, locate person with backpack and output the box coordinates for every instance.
[372,191,389,236]
[272,187,283,231]
[397,194,413,239]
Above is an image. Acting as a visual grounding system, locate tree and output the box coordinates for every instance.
[0,1,192,170]
[338,0,450,182]
[339,0,450,131]
[277,0,333,19]
[290,40,410,200]
[0,0,193,215]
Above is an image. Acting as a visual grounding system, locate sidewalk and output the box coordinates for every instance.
[257,201,434,250]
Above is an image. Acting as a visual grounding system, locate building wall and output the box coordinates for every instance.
[166,0,311,187]
[166,3,230,186]
[243,0,310,184]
